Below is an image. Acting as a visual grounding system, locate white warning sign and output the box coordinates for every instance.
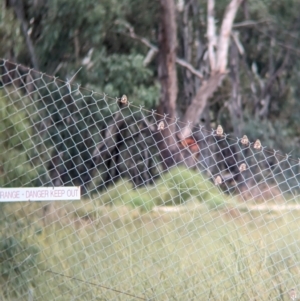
[0,187,81,202]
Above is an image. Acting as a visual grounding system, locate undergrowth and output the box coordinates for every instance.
[0,168,299,300]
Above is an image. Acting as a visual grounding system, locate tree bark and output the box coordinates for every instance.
[157,0,179,170]
[180,72,225,138]
[10,0,39,70]
[207,0,217,71]
[228,38,243,137]
[180,0,243,139]
[216,0,243,72]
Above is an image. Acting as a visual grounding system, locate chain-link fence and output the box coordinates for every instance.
[1,58,300,300]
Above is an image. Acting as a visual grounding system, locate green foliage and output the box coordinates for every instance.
[159,167,224,206]
[93,167,227,210]
[1,0,300,144]
[22,0,158,107]
[0,4,23,57]
[243,113,297,154]
[82,52,159,107]
[0,90,40,187]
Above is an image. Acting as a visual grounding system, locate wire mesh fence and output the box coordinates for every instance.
[1,58,300,300]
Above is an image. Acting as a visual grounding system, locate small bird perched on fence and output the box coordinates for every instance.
[216,125,224,137]
[253,139,262,149]
[157,121,165,131]
[239,163,247,172]
[240,135,249,145]
[120,94,128,104]
[214,175,222,185]
[288,288,297,301]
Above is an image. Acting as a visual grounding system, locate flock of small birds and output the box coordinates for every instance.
[118,98,265,187]
[213,125,263,186]
[215,125,261,149]
[118,97,262,149]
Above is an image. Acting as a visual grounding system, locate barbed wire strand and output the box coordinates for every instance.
[42,269,147,300]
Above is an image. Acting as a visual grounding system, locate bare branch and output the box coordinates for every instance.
[118,22,203,79]
[261,41,291,99]
[254,26,300,57]
[216,0,243,72]
[74,29,80,65]
[233,20,269,28]
[231,31,244,55]
[143,48,157,66]
[207,0,217,71]
[277,42,300,56]
[174,58,203,79]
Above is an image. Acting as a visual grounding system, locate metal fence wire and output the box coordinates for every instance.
[1,58,300,301]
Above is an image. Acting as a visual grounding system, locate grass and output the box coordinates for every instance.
[92,166,228,210]
[1,167,300,300]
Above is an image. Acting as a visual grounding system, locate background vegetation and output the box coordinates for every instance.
[1,0,300,191]
[1,0,300,188]
[0,0,300,147]
[1,1,300,300]
[1,0,300,151]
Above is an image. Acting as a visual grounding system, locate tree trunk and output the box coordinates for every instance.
[10,0,39,70]
[157,0,179,170]
[228,38,243,137]
[180,72,225,138]
[180,0,243,139]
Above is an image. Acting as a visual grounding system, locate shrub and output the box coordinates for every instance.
[0,90,40,187]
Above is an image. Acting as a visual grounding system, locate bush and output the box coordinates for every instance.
[92,166,227,210]
[0,90,40,187]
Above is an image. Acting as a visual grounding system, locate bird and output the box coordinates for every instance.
[120,94,128,104]
[214,175,222,185]
[157,121,165,131]
[253,139,262,149]
[216,125,224,136]
[288,288,297,301]
[240,135,249,145]
[239,163,247,172]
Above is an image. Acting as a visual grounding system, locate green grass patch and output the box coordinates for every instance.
[91,166,230,211]
[0,167,299,300]
[1,198,300,300]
